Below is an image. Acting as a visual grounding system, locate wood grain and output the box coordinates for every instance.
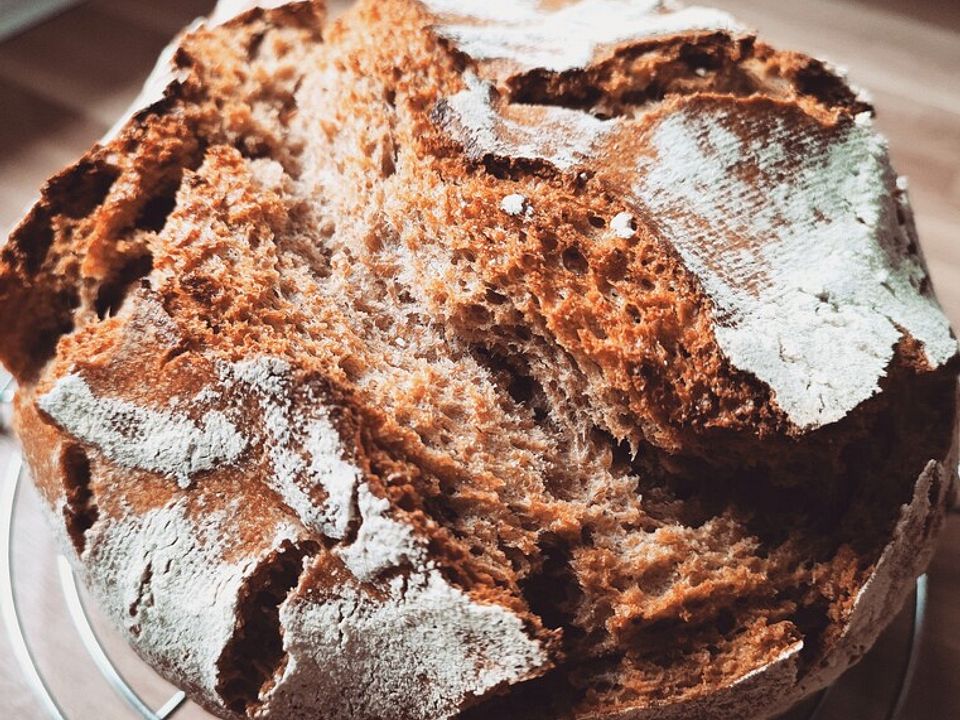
[0,2,957,719]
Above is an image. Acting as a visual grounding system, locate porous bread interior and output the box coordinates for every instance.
[0,1,956,718]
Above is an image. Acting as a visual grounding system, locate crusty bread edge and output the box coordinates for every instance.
[102,0,314,143]
[774,380,960,714]
[0,2,297,242]
[601,381,959,720]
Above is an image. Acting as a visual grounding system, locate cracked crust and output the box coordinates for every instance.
[1,1,958,719]
[14,292,554,719]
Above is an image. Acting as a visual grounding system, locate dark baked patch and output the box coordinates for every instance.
[216,539,320,715]
[94,252,154,319]
[59,443,98,554]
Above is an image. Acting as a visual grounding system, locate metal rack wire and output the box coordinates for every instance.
[0,370,928,720]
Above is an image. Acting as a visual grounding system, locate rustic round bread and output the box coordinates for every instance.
[1,1,957,719]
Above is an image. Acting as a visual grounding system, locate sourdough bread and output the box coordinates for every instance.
[1,1,957,719]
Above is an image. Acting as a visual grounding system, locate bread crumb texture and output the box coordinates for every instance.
[1,1,958,719]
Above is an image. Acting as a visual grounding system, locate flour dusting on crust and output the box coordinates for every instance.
[84,498,301,695]
[425,0,743,72]
[434,80,957,428]
[38,374,247,488]
[263,483,549,720]
[39,356,362,537]
[46,351,547,717]
[631,101,958,428]
[437,75,609,170]
[270,572,547,720]
[336,484,424,581]
[220,357,360,540]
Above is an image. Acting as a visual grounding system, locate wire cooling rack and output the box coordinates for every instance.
[0,371,929,720]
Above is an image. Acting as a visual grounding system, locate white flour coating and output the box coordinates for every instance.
[304,418,357,531]
[83,498,300,696]
[210,0,292,26]
[262,483,548,720]
[729,641,803,687]
[221,357,360,540]
[336,484,423,581]
[49,350,544,717]
[500,193,527,216]
[426,0,743,72]
[268,573,546,720]
[632,105,958,428]
[420,0,542,23]
[611,211,636,238]
[38,374,246,489]
[441,74,609,170]
[38,356,361,533]
[240,383,545,717]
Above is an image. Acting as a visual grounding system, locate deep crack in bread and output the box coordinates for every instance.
[1,1,958,719]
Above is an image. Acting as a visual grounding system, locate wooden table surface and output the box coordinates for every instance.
[0,1,957,719]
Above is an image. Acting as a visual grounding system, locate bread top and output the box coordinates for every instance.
[424,0,744,74]
[2,0,956,450]
[427,0,957,433]
[1,1,958,719]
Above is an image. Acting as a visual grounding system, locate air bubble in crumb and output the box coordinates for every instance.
[611,212,636,238]
[500,193,528,216]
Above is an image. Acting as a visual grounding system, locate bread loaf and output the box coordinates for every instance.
[1,1,957,719]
